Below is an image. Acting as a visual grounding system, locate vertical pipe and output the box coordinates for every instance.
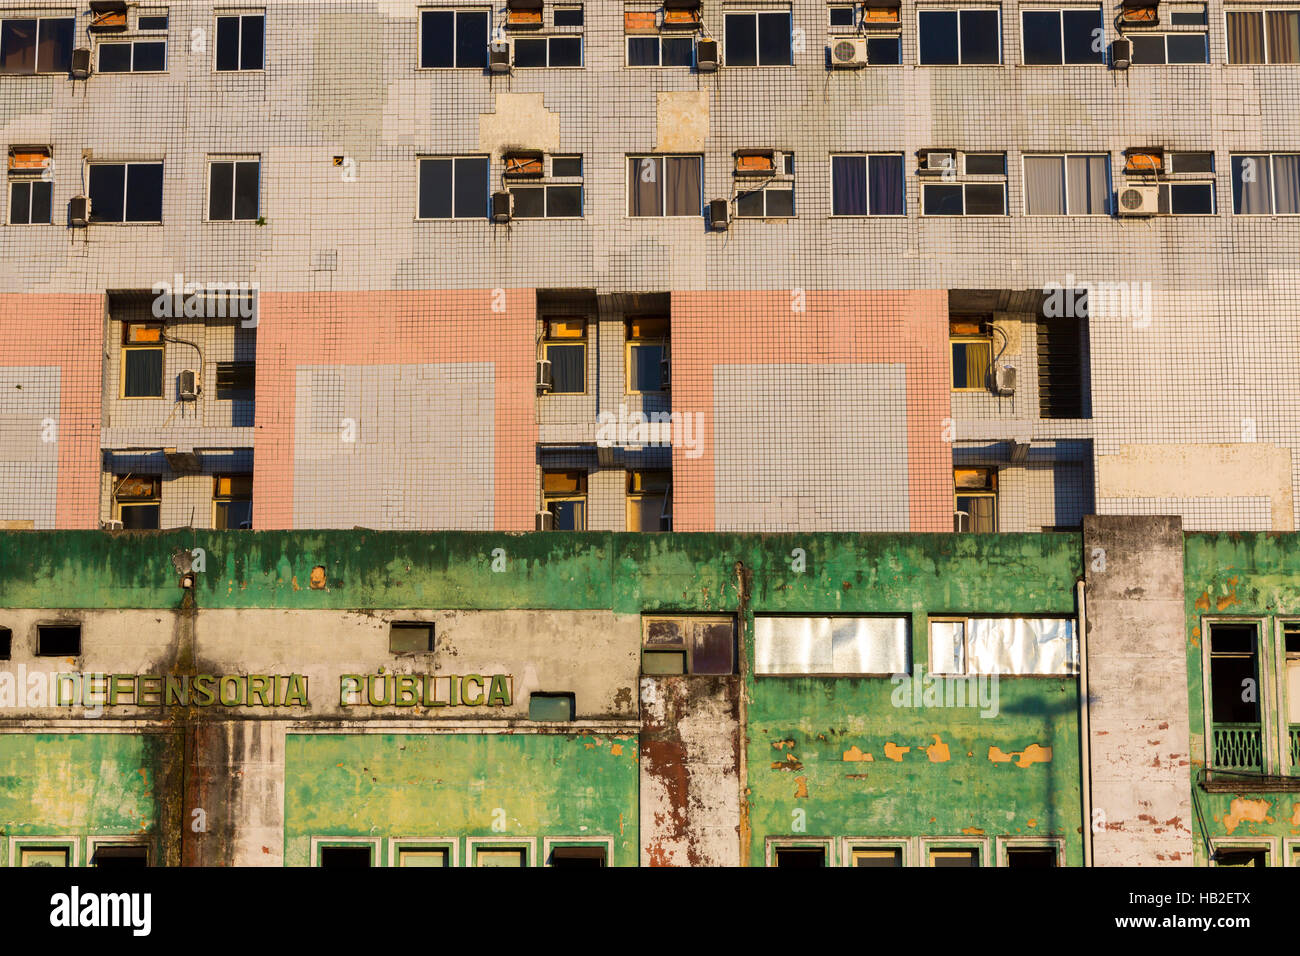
[1076,578,1093,867]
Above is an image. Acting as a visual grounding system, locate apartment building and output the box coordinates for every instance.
[0,0,1297,535]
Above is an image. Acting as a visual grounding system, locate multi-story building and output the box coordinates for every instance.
[2,0,1299,535]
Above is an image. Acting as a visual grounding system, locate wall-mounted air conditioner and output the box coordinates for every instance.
[492,191,512,223]
[536,358,553,391]
[1110,39,1131,69]
[69,196,90,227]
[489,41,512,73]
[830,37,869,68]
[1117,185,1159,217]
[102,519,124,531]
[178,369,201,401]
[696,38,719,71]
[993,364,1016,395]
[71,48,92,78]
[536,510,555,531]
[708,198,729,231]
[920,150,956,174]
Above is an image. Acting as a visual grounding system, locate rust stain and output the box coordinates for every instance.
[794,776,808,798]
[291,576,300,591]
[1222,797,1274,835]
[988,743,1052,767]
[771,753,803,771]
[1291,804,1300,827]
[925,734,950,763]
[1026,818,1037,828]
[1215,592,1237,611]
[610,743,623,756]
[310,565,327,589]
[883,742,910,761]
[262,846,270,854]
[842,745,873,762]
[961,827,985,835]
[772,738,797,751]
[1194,591,1210,610]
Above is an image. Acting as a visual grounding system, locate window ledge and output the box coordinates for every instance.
[1199,771,1300,793]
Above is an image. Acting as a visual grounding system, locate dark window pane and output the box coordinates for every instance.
[514,37,547,67]
[758,12,791,64]
[209,162,234,220]
[692,622,735,675]
[10,181,30,225]
[547,185,582,217]
[662,36,694,65]
[830,7,856,28]
[126,164,164,221]
[630,344,663,391]
[919,10,959,64]
[550,36,582,66]
[215,499,253,530]
[120,504,160,529]
[868,35,900,64]
[216,16,241,70]
[960,10,1000,63]
[133,41,166,71]
[37,18,74,73]
[965,153,1005,175]
[138,15,168,31]
[1022,11,1062,65]
[241,15,264,69]
[456,11,488,68]
[0,19,37,74]
[1170,182,1212,214]
[554,8,583,28]
[550,499,584,530]
[1062,9,1104,63]
[832,155,867,215]
[30,180,52,223]
[548,344,584,391]
[1130,34,1165,64]
[1166,33,1207,63]
[419,159,452,218]
[98,43,132,72]
[320,846,371,868]
[1212,625,1255,655]
[88,165,126,222]
[1211,656,1259,722]
[234,161,259,220]
[1007,848,1057,868]
[924,183,964,215]
[775,848,825,868]
[869,154,905,214]
[453,157,487,218]
[1171,9,1207,25]
[124,349,163,397]
[1174,151,1214,173]
[552,156,582,177]
[628,36,658,65]
[725,14,757,66]
[736,189,764,217]
[421,11,454,67]
[512,186,545,218]
[965,183,1005,215]
[766,187,794,217]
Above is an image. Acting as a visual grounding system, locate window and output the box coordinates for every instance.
[543,318,586,393]
[1232,154,1300,214]
[775,847,825,867]
[725,8,792,65]
[476,848,526,867]
[121,322,164,397]
[1226,8,1300,64]
[0,627,9,660]
[528,692,575,720]
[628,155,702,217]
[918,8,1000,64]
[417,157,489,219]
[953,468,997,532]
[1285,623,1300,769]
[930,847,979,867]
[0,16,74,74]
[389,621,433,654]
[208,158,260,221]
[642,615,736,675]
[930,617,1078,675]
[36,624,81,657]
[1037,312,1087,419]
[215,361,255,401]
[626,5,697,66]
[626,317,668,393]
[19,846,70,867]
[420,9,489,68]
[1208,623,1262,770]
[736,152,795,218]
[830,154,905,216]
[542,471,586,530]
[514,9,582,68]
[1214,847,1268,866]
[397,847,449,867]
[88,162,164,223]
[213,475,252,530]
[548,846,606,867]
[510,155,583,218]
[216,13,264,70]
[830,4,858,29]
[754,616,909,675]
[138,11,169,32]
[115,476,161,529]
[1129,31,1208,63]
[1006,847,1058,868]
[851,847,903,867]
[9,178,52,225]
[1022,7,1104,64]
[627,470,671,532]
[1023,154,1111,215]
[98,36,167,72]
[91,845,148,866]
[1158,180,1215,215]
[319,845,372,868]
[923,154,1007,216]
[950,317,992,390]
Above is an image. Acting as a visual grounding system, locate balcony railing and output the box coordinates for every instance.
[1290,725,1300,771]
[1212,723,1263,771]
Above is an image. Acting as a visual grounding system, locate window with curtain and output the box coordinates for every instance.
[831,154,905,215]
[1232,154,1300,214]
[627,156,702,217]
[544,318,586,393]
[0,17,73,74]
[1227,9,1300,63]
[1024,154,1110,215]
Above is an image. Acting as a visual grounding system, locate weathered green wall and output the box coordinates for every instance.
[1185,533,1300,865]
[283,732,638,866]
[0,733,173,864]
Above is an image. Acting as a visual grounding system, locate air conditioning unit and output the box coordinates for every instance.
[696,38,719,72]
[71,48,92,78]
[1117,185,1159,217]
[492,191,512,223]
[830,37,869,68]
[993,364,1016,395]
[69,196,90,227]
[708,198,729,231]
[102,519,123,531]
[536,358,553,391]
[536,510,555,531]
[1110,39,1131,70]
[178,369,201,401]
[489,41,512,73]
[920,150,956,174]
